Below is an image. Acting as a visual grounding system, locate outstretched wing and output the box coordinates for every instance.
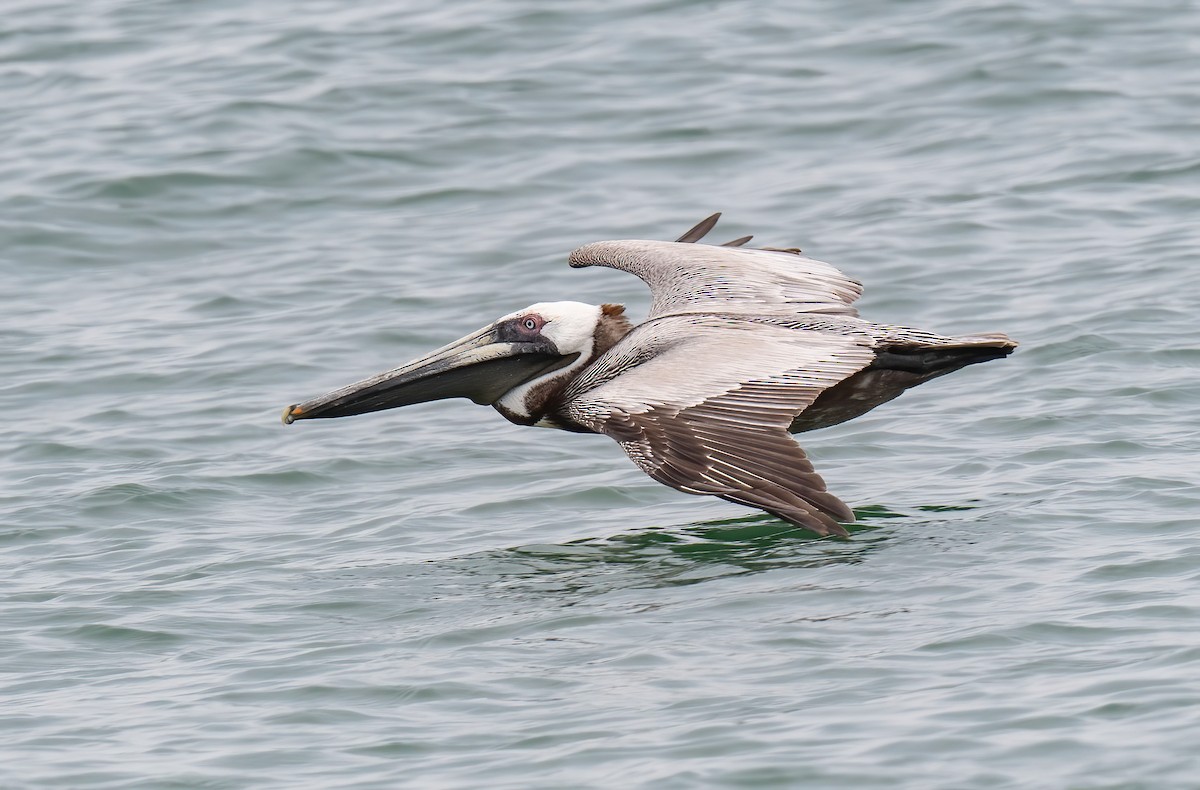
[570,216,863,319]
[561,315,876,535]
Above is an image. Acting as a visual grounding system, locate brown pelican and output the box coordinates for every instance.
[283,214,1016,536]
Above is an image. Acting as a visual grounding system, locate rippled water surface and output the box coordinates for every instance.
[3,1,1200,787]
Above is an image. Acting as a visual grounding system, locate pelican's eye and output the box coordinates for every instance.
[521,316,542,333]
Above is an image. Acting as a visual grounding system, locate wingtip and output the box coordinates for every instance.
[816,508,854,537]
[961,332,1019,351]
[674,212,723,243]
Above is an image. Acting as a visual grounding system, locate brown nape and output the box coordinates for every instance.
[595,304,633,356]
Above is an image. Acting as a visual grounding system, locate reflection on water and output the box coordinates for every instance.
[444,508,906,600]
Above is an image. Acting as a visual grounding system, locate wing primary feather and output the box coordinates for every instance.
[674,212,722,243]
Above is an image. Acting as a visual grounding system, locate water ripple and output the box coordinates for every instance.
[3,0,1200,787]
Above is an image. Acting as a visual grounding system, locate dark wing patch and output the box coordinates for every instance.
[603,384,855,536]
[673,213,755,248]
[674,213,722,243]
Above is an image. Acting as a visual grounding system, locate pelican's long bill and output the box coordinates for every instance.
[282,324,578,424]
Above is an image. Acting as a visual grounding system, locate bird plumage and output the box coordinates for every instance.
[283,214,1016,537]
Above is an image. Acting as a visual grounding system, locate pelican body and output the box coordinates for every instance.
[283,215,1016,536]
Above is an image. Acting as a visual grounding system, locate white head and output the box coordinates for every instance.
[498,301,602,352]
[493,301,602,422]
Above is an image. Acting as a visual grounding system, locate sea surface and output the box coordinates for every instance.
[3,1,1199,787]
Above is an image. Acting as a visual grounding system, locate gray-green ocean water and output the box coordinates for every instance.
[3,1,1199,787]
